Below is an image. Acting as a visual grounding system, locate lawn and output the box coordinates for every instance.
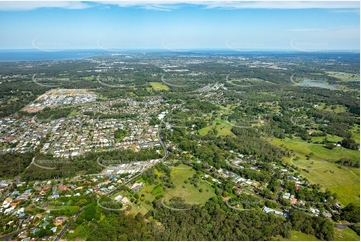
[334,227,360,241]
[150,82,169,91]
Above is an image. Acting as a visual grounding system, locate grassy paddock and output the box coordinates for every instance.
[150,82,169,91]
[334,227,360,241]
[269,137,359,162]
[163,164,215,204]
[269,137,360,206]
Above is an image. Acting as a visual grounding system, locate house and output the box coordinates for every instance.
[41,221,50,229]
[114,195,123,202]
[50,227,57,233]
[290,198,297,205]
[282,193,291,200]
[10,201,20,207]
[310,208,320,216]
[59,185,67,191]
[55,216,66,226]
[18,213,26,219]
[24,189,32,194]
[32,228,40,235]
[18,231,28,239]
[262,206,284,216]
[322,211,332,218]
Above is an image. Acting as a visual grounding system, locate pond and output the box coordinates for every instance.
[299,80,338,90]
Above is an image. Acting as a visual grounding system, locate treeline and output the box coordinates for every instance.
[289,209,334,240]
[0,152,33,178]
[0,81,49,118]
[36,106,73,120]
[336,158,359,168]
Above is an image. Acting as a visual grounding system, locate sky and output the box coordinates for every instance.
[0,0,359,51]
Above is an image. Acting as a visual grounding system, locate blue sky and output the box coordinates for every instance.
[0,1,359,51]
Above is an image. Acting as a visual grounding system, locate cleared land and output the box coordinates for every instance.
[163,164,215,204]
[315,103,348,113]
[150,82,169,91]
[269,137,359,162]
[334,227,360,241]
[326,71,360,82]
[269,137,360,206]
[134,164,215,214]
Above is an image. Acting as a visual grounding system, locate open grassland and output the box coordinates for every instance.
[334,227,360,241]
[199,112,263,137]
[290,158,359,206]
[315,103,348,113]
[135,165,215,214]
[289,230,319,241]
[310,134,343,143]
[350,125,360,144]
[198,117,236,137]
[274,228,360,241]
[269,137,359,162]
[269,137,360,206]
[150,82,169,91]
[163,164,215,204]
[326,71,360,82]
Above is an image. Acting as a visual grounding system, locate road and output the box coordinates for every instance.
[334,223,359,230]
[54,208,84,241]
[100,120,169,199]
[0,228,33,241]
[273,180,284,202]
[158,120,170,160]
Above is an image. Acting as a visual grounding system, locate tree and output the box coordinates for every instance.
[341,203,360,223]
[341,138,359,150]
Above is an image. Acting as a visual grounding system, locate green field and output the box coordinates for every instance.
[290,158,360,206]
[199,116,254,137]
[269,137,359,162]
[315,103,348,113]
[350,125,360,144]
[289,230,319,241]
[326,71,360,82]
[269,137,360,206]
[334,227,360,241]
[135,164,215,214]
[150,82,169,91]
[163,164,215,204]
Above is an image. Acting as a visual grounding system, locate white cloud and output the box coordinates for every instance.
[0,1,359,11]
[0,1,92,11]
[93,1,360,10]
[330,9,360,14]
[201,1,360,10]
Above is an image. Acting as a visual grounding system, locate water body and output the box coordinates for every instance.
[299,80,338,90]
[0,49,107,62]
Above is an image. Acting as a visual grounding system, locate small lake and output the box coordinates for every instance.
[299,80,338,90]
